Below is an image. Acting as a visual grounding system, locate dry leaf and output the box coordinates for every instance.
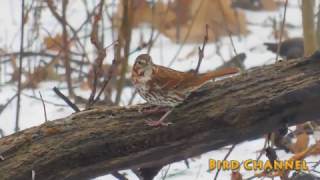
[43,33,73,51]
[289,125,309,153]
[44,34,63,51]
[114,0,247,43]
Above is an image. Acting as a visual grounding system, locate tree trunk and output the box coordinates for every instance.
[115,0,133,105]
[302,0,318,56]
[1,54,320,180]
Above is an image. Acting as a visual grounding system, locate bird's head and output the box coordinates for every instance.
[133,54,153,76]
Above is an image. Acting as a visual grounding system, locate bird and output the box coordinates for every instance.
[132,54,239,126]
[264,37,304,60]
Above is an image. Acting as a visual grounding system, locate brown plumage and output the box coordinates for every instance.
[132,54,239,107]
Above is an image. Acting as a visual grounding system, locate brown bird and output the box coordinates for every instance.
[132,54,239,126]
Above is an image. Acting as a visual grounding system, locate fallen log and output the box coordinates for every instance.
[1,53,320,180]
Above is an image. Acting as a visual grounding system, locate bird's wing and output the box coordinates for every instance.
[168,67,238,94]
[149,65,195,92]
[150,65,238,96]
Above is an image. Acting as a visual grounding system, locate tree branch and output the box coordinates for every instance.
[1,54,320,180]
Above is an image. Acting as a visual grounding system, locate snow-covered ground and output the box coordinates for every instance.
[0,0,318,179]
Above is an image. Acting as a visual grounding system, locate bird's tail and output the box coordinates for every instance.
[200,67,240,81]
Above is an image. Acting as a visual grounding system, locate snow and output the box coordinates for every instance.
[0,1,318,180]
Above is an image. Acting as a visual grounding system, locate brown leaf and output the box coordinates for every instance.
[291,141,320,161]
[44,34,63,51]
[43,33,73,51]
[289,125,309,153]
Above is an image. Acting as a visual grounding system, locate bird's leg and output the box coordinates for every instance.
[145,109,173,127]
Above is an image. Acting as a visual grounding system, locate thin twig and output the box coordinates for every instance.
[312,158,320,169]
[15,0,26,132]
[161,164,171,180]
[44,0,102,98]
[168,0,205,67]
[129,42,148,55]
[45,0,90,61]
[184,159,190,168]
[44,0,99,64]
[92,56,118,104]
[0,51,84,65]
[38,91,48,122]
[195,24,209,74]
[102,42,145,105]
[0,93,17,115]
[21,92,67,107]
[128,90,137,105]
[213,144,236,180]
[276,0,288,62]
[61,0,74,97]
[147,0,155,53]
[53,87,80,112]
[256,137,268,161]
[86,0,106,108]
[89,41,118,106]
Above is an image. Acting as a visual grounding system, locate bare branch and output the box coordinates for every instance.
[195,24,209,74]
[21,92,67,107]
[86,0,107,108]
[15,0,26,132]
[276,0,289,62]
[39,91,48,122]
[213,144,236,180]
[53,87,80,112]
[92,55,118,105]
[0,94,17,116]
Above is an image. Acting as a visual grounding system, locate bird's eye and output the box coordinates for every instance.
[138,60,144,65]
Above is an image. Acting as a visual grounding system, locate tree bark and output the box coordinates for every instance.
[1,54,320,180]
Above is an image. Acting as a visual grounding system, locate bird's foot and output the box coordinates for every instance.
[144,109,173,127]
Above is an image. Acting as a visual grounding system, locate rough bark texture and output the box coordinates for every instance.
[1,55,320,180]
